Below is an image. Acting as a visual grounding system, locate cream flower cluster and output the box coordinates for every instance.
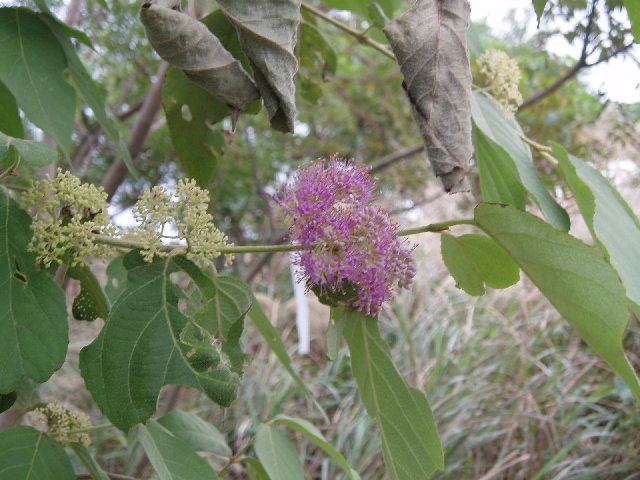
[22,169,116,267]
[477,49,523,118]
[131,178,233,265]
[28,403,92,446]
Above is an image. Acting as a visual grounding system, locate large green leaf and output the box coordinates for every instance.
[298,22,337,81]
[0,81,23,138]
[217,0,301,133]
[136,420,221,480]
[38,13,136,177]
[0,191,67,393]
[0,427,75,480]
[338,308,444,480]
[104,255,128,304]
[474,126,527,208]
[157,409,231,457]
[0,7,75,152]
[441,233,520,296]
[384,0,472,193]
[624,0,640,41]
[254,424,304,480]
[554,144,640,310]
[162,67,228,188]
[272,414,361,480]
[471,91,570,231]
[474,203,640,400]
[247,298,328,422]
[0,132,57,167]
[80,251,247,431]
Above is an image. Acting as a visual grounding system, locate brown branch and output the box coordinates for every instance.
[102,62,170,200]
[368,143,424,174]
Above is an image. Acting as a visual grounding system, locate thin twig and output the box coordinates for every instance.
[369,143,424,174]
[301,2,395,59]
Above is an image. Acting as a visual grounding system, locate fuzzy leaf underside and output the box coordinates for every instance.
[217,0,301,133]
[384,0,473,193]
[140,2,259,112]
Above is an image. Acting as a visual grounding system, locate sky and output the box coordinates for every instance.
[471,0,640,104]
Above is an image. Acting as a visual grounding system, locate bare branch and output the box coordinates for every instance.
[368,143,424,174]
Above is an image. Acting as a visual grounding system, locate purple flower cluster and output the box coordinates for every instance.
[280,156,416,316]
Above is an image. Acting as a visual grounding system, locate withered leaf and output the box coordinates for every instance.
[140,0,259,112]
[217,0,301,133]
[384,0,473,193]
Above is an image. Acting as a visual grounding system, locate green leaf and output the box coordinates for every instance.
[254,423,304,480]
[38,13,136,178]
[299,22,337,81]
[69,443,110,480]
[474,203,640,400]
[217,0,301,133]
[0,80,23,138]
[297,74,322,104]
[0,132,57,167]
[0,392,16,413]
[272,414,361,480]
[157,409,231,457]
[0,427,75,480]
[247,298,328,422]
[80,252,245,431]
[68,263,110,322]
[474,126,527,208]
[162,67,228,188]
[532,0,548,27]
[245,457,270,480]
[0,191,68,393]
[441,233,520,296]
[105,255,128,304]
[554,144,640,310]
[624,0,640,42]
[0,7,75,152]
[337,308,444,479]
[136,420,221,480]
[471,91,570,231]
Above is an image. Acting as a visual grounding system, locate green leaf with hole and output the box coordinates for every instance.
[254,424,304,480]
[0,191,67,393]
[68,263,110,322]
[554,143,640,310]
[0,7,75,152]
[474,126,527,208]
[80,251,247,431]
[136,420,221,480]
[0,132,57,167]
[441,233,520,296]
[157,410,231,456]
[338,308,444,479]
[475,203,640,400]
[272,414,361,480]
[471,91,569,231]
[105,255,128,304]
[0,427,75,480]
[533,0,548,27]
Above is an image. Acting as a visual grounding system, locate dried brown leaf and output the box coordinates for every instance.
[217,0,301,133]
[384,0,473,192]
[140,0,259,112]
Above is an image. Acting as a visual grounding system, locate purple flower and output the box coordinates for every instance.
[280,156,415,316]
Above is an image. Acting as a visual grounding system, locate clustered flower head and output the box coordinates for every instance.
[280,155,415,316]
[22,169,116,267]
[131,178,233,265]
[27,403,92,447]
[477,49,523,118]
